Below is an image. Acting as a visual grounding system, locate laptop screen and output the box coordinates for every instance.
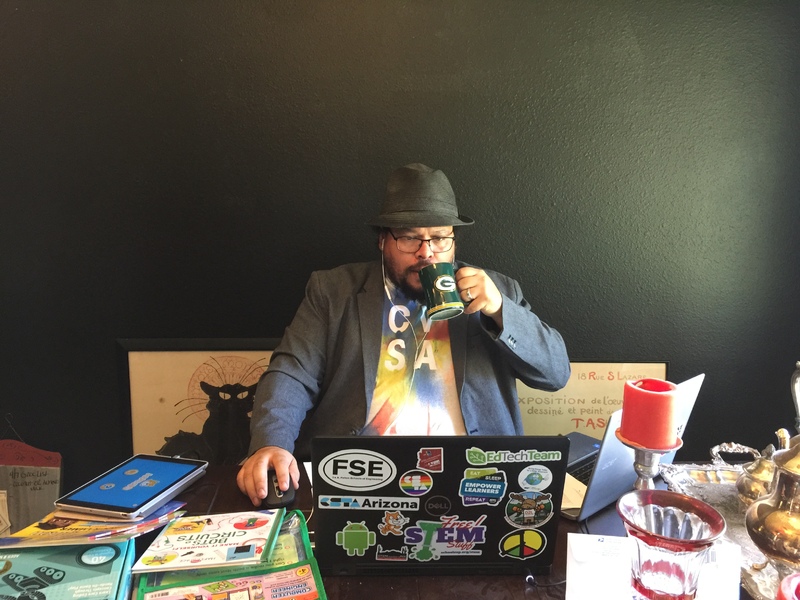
[311,435,569,576]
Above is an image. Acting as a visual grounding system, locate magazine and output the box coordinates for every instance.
[131,509,285,573]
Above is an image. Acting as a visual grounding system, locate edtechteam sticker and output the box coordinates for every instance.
[517,465,553,491]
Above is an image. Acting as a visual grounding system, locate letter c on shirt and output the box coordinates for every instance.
[388,305,411,333]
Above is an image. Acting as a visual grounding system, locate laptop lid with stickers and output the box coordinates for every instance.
[311,435,570,576]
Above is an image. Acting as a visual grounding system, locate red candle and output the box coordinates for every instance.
[618,378,680,450]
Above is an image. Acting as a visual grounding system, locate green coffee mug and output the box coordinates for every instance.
[418,262,464,321]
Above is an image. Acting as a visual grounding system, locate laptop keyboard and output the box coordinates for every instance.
[568,456,597,485]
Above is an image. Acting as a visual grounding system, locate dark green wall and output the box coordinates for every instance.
[2,1,798,490]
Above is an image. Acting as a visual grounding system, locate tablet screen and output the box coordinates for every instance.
[62,455,205,512]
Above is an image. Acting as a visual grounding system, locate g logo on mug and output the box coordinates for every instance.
[434,275,457,293]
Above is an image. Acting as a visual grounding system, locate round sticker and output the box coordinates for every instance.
[498,529,547,560]
[518,465,553,491]
[504,491,555,528]
[399,470,434,496]
[424,495,452,516]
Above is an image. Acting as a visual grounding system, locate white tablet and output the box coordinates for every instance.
[55,454,208,520]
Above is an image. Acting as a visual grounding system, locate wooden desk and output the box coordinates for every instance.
[178,466,577,600]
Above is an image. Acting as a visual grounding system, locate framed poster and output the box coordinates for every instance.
[518,361,668,440]
[117,338,280,465]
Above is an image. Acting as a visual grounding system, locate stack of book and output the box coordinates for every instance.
[134,509,327,600]
[0,500,186,600]
[0,495,326,600]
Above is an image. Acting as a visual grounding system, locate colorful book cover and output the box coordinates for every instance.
[0,501,186,548]
[0,539,135,600]
[136,511,325,600]
[137,510,311,590]
[131,509,285,573]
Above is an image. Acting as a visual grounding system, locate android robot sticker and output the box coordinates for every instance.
[335,521,376,556]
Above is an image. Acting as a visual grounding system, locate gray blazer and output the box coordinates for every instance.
[249,261,570,459]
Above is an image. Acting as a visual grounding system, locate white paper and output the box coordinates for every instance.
[565,533,741,600]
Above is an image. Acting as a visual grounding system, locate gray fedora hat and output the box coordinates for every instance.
[367,163,474,228]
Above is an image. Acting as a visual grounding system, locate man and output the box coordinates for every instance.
[237,163,570,505]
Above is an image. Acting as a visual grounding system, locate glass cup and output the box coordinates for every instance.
[617,489,726,600]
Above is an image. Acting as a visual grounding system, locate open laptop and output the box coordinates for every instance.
[311,435,569,576]
[561,373,705,521]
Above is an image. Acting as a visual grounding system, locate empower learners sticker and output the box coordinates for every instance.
[459,468,507,506]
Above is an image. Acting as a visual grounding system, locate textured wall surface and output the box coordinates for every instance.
[1,1,798,489]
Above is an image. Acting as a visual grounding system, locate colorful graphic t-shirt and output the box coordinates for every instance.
[364,286,465,436]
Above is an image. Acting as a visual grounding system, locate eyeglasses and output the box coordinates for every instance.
[388,230,455,253]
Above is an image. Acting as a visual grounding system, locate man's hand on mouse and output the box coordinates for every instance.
[237,446,300,506]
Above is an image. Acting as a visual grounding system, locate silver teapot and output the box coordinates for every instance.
[742,361,800,579]
[745,439,800,579]
[735,431,789,506]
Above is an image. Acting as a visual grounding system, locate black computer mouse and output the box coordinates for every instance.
[261,469,296,508]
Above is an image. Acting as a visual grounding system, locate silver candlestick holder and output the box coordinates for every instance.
[616,429,683,490]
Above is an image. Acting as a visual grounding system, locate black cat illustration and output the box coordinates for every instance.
[158,377,260,465]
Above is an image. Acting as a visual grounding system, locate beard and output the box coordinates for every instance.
[382,254,431,302]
